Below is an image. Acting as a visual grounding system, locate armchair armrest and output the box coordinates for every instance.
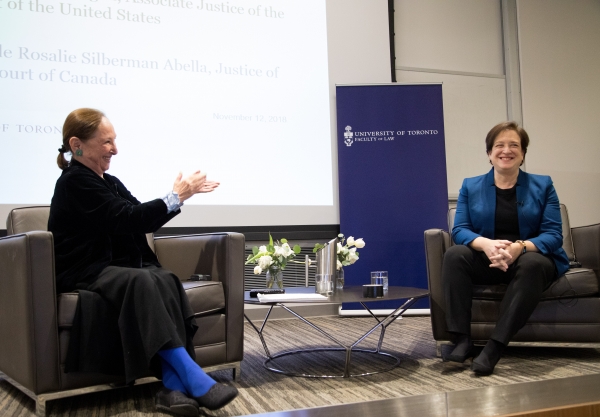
[572,223,600,277]
[0,231,61,394]
[153,232,245,362]
[424,228,452,341]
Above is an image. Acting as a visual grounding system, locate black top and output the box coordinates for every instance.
[494,185,520,242]
[48,159,179,293]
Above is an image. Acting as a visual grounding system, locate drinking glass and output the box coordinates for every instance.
[315,274,333,296]
[371,271,388,293]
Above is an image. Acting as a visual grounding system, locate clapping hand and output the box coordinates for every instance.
[173,171,220,203]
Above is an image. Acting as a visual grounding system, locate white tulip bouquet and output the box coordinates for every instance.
[313,233,366,270]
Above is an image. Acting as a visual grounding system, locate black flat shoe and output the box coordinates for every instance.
[194,383,239,410]
[442,344,474,363]
[470,358,494,376]
[156,388,200,417]
[470,339,504,376]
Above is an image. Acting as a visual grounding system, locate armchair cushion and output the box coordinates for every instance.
[472,267,598,301]
[57,293,79,328]
[57,281,226,329]
[6,206,50,235]
[181,281,225,317]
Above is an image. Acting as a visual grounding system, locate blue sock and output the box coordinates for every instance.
[158,347,216,397]
[161,359,188,395]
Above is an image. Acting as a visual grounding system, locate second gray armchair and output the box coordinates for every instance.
[424,204,600,355]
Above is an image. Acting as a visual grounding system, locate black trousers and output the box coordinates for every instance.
[67,265,198,383]
[442,245,557,345]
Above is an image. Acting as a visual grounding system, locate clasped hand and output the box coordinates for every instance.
[480,239,521,272]
[173,171,220,203]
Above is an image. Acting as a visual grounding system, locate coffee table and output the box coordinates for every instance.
[244,285,429,378]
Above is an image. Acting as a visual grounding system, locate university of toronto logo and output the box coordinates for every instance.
[344,125,354,146]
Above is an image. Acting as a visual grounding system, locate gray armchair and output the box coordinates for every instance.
[424,204,600,355]
[0,206,245,416]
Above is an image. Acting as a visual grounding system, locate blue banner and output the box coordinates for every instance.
[336,84,448,309]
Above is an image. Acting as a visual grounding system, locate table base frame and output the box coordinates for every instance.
[244,296,421,378]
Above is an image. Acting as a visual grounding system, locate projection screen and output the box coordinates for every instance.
[0,0,391,228]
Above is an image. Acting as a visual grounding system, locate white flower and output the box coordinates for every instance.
[348,247,359,264]
[283,243,294,256]
[245,234,300,274]
[275,242,294,258]
[258,255,273,270]
[327,233,365,269]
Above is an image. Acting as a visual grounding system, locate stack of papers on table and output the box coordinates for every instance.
[257,293,329,303]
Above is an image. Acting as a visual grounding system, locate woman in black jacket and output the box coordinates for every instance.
[49,108,236,416]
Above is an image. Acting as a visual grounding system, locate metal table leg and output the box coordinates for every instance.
[244,297,421,378]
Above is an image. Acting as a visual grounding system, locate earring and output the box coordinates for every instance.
[75,149,83,157]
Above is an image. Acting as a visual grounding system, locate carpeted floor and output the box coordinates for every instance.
[2,316,600,416]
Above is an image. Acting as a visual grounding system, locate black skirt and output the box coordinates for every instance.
[66,265,198,383]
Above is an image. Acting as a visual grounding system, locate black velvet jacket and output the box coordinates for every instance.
[48,159,179,293]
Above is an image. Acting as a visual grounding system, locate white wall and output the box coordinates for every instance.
[394,0,508,197]
[395,0,504,75]
[517,0,600,227]
[394,0,600,227]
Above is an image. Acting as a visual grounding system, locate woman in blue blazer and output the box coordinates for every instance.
[442,121,569,375]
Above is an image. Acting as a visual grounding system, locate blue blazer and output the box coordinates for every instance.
[452,168,569,277]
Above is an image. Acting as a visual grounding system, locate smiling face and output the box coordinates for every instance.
[487,129,524,175]
[71,117,117,177]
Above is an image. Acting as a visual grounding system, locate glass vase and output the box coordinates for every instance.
[336,267,345,290]
[266,267,283,289]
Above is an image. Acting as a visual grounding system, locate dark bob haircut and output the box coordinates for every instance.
[485,121,530,156]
